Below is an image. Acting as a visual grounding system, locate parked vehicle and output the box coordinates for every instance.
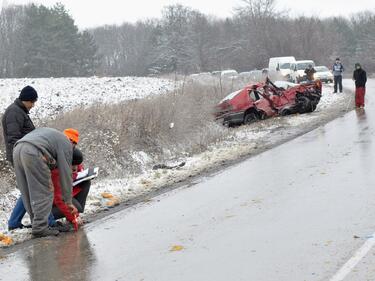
[220,69,238,78]
[313,66,334,83]
[211,70,222,77]
[215,78,322,126]
[289,60,315,83]
[268,56,296,81]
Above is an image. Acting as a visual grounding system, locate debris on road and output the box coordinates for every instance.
[0,233,13,246]
[170,245,184,252]
[152,162,186,170]
[101,192,114,199]
[101,192,120,208]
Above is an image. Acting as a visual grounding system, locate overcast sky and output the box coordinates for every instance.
[1,0,375,29]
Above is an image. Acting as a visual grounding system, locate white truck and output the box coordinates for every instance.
[268,56,296,81]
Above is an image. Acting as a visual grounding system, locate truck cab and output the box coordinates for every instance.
[289,60,315,84]
[268,56,296,81]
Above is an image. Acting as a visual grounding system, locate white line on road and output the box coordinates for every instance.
[329,232,375,281]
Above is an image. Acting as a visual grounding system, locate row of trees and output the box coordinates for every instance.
[0,0,374,78]
[0,3,99,77]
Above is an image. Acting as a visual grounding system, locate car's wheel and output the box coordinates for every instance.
[280,108,292,116]
[297,96,313,113]
[243,112,258,125]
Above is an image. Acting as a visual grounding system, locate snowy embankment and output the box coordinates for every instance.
[0,77,354,246]
[0,76,177,120]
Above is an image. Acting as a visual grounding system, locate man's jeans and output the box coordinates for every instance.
[8,197,55,228]
[334,75,343,93]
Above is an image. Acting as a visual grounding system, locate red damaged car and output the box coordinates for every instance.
[215,78,322,126]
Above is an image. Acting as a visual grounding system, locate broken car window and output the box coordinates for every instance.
[249,90,261,101]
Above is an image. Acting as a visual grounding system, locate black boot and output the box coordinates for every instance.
[51,221,72,233]
[32,227,60,238]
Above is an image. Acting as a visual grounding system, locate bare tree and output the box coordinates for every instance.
[1,1,375,78]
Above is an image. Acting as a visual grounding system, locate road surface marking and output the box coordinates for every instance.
[329,233,375,281]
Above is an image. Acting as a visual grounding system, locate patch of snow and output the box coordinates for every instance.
[131,151,153,172]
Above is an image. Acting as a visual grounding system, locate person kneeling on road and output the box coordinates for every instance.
[51,147,91,229]
[13,127,74,238]
[8,147,91,233]
[8,128,80,231]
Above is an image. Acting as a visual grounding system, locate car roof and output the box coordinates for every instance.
[295,60,314,64]
[269,56,295,61]
[221,69,238,74]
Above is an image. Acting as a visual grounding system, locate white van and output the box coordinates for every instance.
[220,69,238,79]
[289,60,315,83]
[268,56,296,80]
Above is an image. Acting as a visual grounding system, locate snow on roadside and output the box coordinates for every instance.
[0,76,178,120]
[0,82,353,246]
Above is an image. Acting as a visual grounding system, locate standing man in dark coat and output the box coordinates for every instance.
[2,85,38,165]
[332,58,344,93]
[353,63,367,108]
[2,85,38,230]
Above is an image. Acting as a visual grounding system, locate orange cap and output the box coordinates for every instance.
[63,128,79,144]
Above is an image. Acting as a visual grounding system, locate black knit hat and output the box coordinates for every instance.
[72,148,83,165]
[19,86,38,102]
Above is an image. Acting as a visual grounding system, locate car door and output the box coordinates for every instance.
[251,89,275,117]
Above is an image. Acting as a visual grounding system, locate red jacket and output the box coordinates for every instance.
[52,164,83,222]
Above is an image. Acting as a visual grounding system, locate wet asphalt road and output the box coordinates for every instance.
[1,80,375,281]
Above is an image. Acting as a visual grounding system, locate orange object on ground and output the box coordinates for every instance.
[106,198,120,207]
[101,192,114,199]
[0,233,13,246]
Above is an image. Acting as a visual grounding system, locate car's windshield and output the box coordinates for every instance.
[274,81,297,89]
[315,66,329,72]
[280,63,291,69]
[297,63,313,70]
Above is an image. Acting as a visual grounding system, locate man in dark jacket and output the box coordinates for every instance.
[353,63,367,108]
[332,58,344,93]
[2,85,38,164]
[2,86,38,230]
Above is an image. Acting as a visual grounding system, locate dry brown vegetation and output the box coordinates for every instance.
[36,78,248,178]
[0,77,249,195]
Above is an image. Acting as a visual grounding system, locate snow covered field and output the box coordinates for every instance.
[0,77,355,246]
[0,76,178,120]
